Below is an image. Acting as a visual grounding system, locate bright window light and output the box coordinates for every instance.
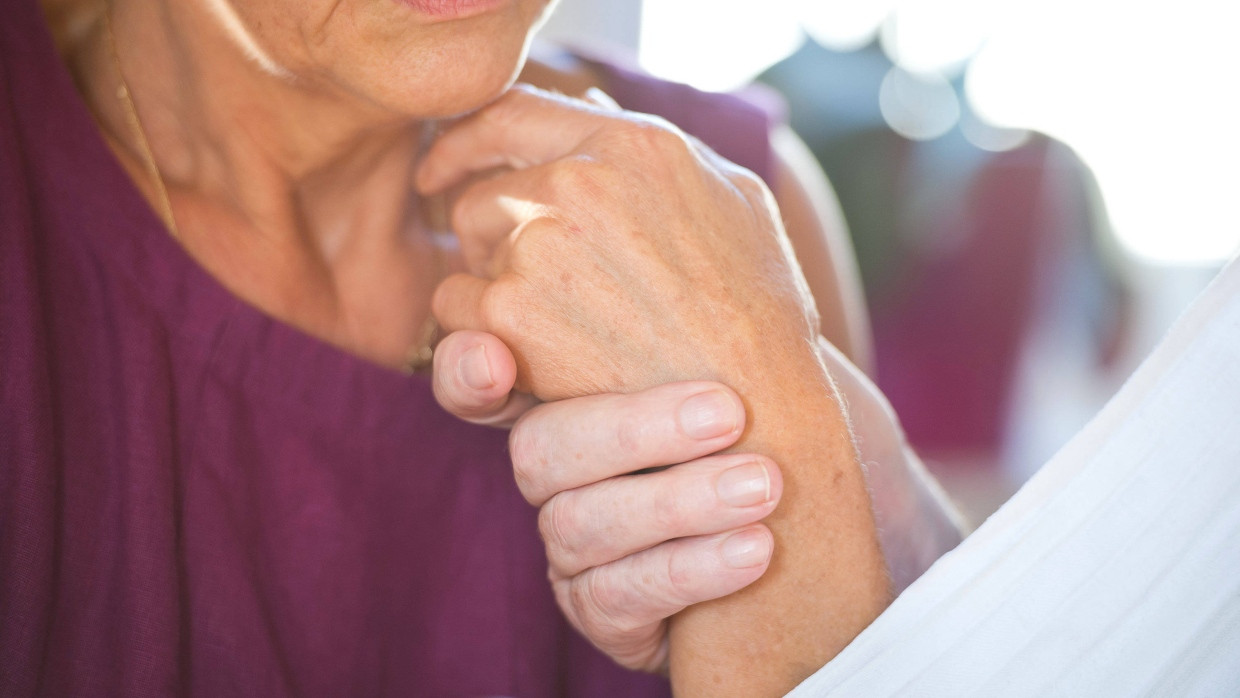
[966,0,1240,265]
[879,0,992,77]
[639,0,1240,266]
[878,67,960,141]
[638,0,804,91]
[800,0,896,52]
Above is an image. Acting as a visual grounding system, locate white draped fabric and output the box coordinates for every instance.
[791,258,1240,697]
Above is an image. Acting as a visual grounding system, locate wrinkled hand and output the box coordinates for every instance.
[422,85,893,693]
[418,86,814,668]
[418,84,821,401]
[429,330,783,672]
[431,330,963,673]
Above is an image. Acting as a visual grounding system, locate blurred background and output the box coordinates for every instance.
[538,0,1240,525]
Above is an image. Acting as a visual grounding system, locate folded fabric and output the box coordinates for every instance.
[790,257,1240,697]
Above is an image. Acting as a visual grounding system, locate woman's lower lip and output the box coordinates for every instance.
[395,0,510,20]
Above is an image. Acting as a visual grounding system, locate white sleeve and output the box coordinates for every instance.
[789,257,1240,697]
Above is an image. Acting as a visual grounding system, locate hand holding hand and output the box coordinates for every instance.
[430,330,784,672]
[423,86,889,695]
[432,330,963,686]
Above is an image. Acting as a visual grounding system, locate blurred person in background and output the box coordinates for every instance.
[761,37,1131,520]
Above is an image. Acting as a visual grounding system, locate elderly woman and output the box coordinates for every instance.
[1,0,961,695]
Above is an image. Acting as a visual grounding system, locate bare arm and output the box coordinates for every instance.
[667,128,893,695]
[421,86,890,695]
[666,366,891,694]
[769,127,966,592]
[770,125,874,374]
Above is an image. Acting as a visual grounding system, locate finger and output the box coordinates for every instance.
[553,524,774,667]
[451,159,614,278]
[416,83,610,194]
[431,272,491,332]
[540,453,783,577]
[430,330,539,427]
[509,382,746,505]
[448,164,558,276]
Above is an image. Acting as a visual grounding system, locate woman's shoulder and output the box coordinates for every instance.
[520,43,785,185]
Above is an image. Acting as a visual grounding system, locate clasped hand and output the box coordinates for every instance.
[419,85,959,674]
[416,84,815,671]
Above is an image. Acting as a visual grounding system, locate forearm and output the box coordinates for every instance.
[872,442,967,592]
[668,346,891,695]
[818,336,966,592]
[418,89,893,691]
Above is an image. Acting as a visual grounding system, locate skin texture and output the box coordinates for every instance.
[419,88,892,694]
[49,0,960,691]
[54,0,553,369]
[430,333,963,674]
[769,125,874,374]
[422,61,964,687]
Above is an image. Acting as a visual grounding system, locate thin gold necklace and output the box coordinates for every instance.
[102,7,441,372]
[103,7,179,238]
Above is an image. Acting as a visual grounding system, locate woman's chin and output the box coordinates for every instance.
[371,43,531,120]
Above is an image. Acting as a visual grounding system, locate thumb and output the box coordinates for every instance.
[431,330,539,427]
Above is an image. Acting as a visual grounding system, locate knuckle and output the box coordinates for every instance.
[544,155,611,199]
[571,572,636,636]
[601,116,695,182]
[619,117,686,155]
[650,486,691,534]
[429,280,453,326]
[537,493,577,560]
[448,191,479,235]
[569,575,606,627]
[613,408,649,459]
[662,546,697,605]
[479,277,521,337]
[507,218,559,267]
[508,417,549,503]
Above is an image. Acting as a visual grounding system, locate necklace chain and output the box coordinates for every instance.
[103,7,179,239]
[101,6,440,372]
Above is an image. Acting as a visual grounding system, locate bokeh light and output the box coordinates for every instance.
[879,0,991,77]
[800,0,897,52]
[638,0,804,92]
[965,0,1240,265]
[639,0,1240,265]
[877,67,960,141]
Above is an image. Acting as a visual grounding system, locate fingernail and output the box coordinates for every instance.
[458,344,494,391]
[721,528,772,569]
[678,390,738,440]
[716,462,772,508]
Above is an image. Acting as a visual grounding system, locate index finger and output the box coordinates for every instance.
[415,84,609,195]
[509,381,746,505]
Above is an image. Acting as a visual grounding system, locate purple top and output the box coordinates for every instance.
[0,3,778,695]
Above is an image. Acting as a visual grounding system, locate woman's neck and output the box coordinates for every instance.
[99,0,426,249]
[52,0,448,369]
[48,0,606,369]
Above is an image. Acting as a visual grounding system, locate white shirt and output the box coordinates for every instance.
[791,257,1240,697]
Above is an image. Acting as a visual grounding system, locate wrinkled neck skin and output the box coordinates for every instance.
[88,0,429,261]
[49,0,484,367]
[48,0,599,367]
